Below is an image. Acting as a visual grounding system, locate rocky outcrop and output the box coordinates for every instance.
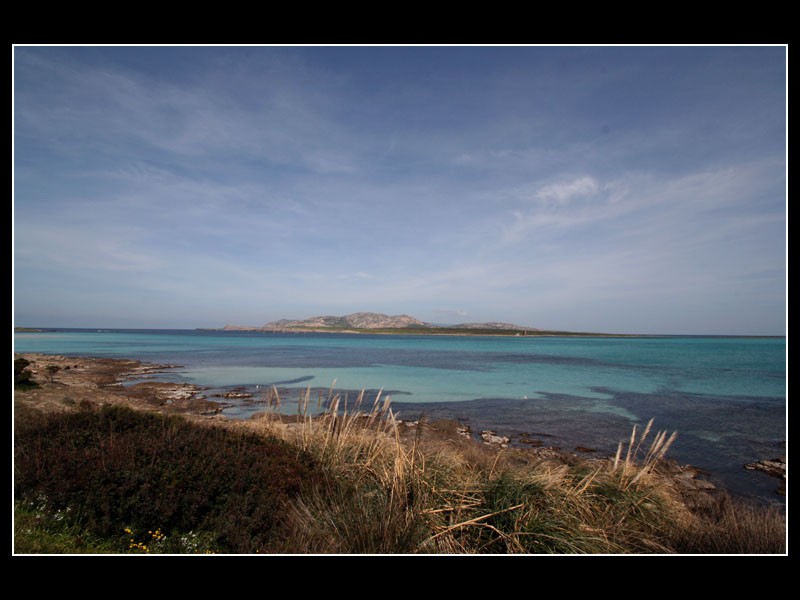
[744,457,786,480]
[744,457,786,495]
[481,430,510,448]
[658,461,721,511]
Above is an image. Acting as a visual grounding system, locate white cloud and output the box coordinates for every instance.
[535,176,599,204]
[499,160,783,246]
[14,49,368,180]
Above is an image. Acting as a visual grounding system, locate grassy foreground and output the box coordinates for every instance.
[14,389,785,554]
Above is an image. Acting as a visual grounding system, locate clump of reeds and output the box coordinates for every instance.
[256,385,437,553]
[612,418,678,487]
[256,384,399,466]
[256,390,700,554]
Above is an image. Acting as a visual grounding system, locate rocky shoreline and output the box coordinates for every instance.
[745,458,786,496]
[14,353,783,511]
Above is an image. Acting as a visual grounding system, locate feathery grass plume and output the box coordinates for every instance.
[613,441,623,471]
[624,423,637,467]
[323,379,337,411]
[265,385,281,416]
[364,392,382,430]
[297,386,311,418]
[633,418,654,460]
[625,430,679,488]
[611,418,677,488]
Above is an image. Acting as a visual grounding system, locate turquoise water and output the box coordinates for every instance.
[14,329,786,505]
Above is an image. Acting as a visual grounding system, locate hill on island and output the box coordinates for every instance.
[222,312,537,332]
[267,312,429,329]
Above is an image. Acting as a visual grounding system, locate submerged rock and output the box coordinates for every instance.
[218,390,253,399]
[519,438,544,446]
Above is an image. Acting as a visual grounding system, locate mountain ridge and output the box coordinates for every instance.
[222,312,537,332]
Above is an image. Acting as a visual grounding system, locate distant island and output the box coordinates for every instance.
[216,312,620,337]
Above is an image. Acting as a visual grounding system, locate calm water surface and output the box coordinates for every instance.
[14,329,786,506]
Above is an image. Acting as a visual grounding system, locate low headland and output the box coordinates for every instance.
[216,311,638,337]
[13,353,786,555]
[212,312,783,338]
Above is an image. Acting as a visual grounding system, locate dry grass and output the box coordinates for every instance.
[667,493,786,554]
[246,388,769,554]
[16,380,786,555]
[612,418,678,486]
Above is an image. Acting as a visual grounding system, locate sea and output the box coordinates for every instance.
[13,328,787,507]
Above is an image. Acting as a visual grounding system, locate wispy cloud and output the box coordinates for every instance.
[535,176,600,205]
[15,225,167,274]
[500,159,783,246]
[13,46,786,333]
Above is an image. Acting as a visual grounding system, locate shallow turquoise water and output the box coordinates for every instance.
[15,329,783,399]
[14,329,786,505]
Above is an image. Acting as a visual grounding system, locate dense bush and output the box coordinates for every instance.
[14,357,37,387]
[14,404,322,553]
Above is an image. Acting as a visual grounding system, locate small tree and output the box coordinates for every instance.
[14,358,35,387]
[45,365,62,383]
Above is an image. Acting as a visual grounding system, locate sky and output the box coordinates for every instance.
[12,45,787,335]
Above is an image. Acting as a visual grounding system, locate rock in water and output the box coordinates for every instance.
[481,430,510,448]
[744,457,786,480]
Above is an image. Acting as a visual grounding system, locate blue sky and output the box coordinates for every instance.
[13,45,786,334]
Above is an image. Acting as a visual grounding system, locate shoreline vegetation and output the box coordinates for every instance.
[13,353,786,554]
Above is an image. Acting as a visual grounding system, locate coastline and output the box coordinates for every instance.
[14,352,763,509]
[14,352,788,554]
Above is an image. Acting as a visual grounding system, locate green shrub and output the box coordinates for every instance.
[14,404,322,553]
[44,365,61,382]
[14,499,121,554]
[14,357,37,388]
